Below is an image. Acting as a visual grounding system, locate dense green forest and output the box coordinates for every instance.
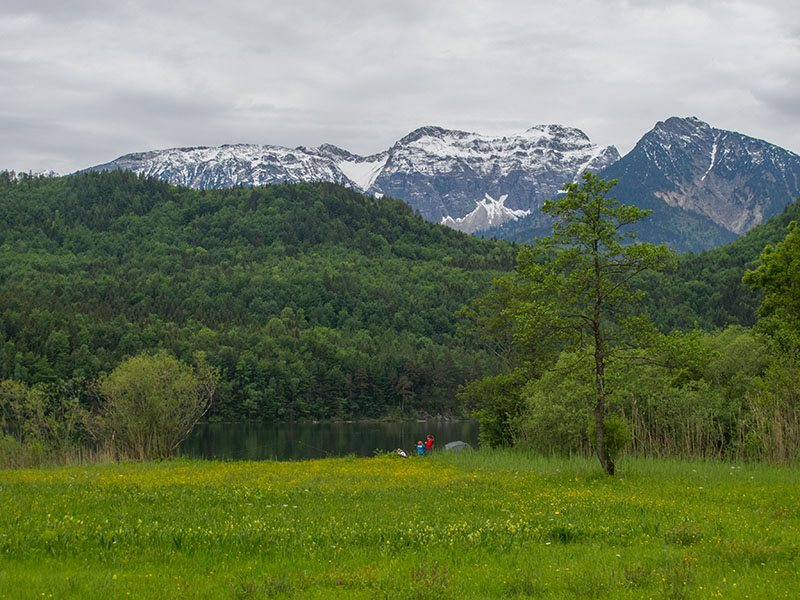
[0,170,517,421]
[1,169,798,466]
[638,199,800,331]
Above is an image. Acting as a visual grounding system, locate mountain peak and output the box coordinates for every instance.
[396,126,455,145]
[660,115,708,129]
[605,116,800,236]
[651,116,713,141]
[522,123,591,143]
[310,143,360,161]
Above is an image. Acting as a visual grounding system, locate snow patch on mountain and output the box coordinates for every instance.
[441,193,531,233]
[701,140,718,181]
[337,155,388,191]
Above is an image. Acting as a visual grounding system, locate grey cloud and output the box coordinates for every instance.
[3,0,114,19]
[2,0,800,173]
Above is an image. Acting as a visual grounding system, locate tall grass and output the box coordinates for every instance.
[1,451,798,598]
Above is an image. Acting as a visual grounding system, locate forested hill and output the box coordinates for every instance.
[2,170,796,421]
[639,197,800,332]
[0,170,517,420]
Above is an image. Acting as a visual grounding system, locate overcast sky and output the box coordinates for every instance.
[2,0,799,174]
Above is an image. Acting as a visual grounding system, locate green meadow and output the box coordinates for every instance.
[1,452,798,599]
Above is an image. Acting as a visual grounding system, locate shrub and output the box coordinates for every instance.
[95,351,217,460]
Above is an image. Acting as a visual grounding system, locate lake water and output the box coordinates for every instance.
[180,421,480,461]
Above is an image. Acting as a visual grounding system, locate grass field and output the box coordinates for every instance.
[0,451,798,599]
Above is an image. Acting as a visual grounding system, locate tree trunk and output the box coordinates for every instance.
[593,249,613,475]
[594,349,612,475]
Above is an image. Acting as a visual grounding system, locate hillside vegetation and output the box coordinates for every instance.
[1,170,798,467]
[638,199,800,331]
[460,175,800,465]
[0,170,515,421]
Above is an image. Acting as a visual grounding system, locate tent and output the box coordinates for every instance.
[444,441,472,453]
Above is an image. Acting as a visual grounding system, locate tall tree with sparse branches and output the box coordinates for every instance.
[514,172,675,474]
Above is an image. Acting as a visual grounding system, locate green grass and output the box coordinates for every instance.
[0,451,798,598]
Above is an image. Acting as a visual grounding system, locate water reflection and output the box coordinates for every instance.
[181,421,480,461]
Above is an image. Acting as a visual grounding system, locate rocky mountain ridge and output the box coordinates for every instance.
[86,117,800,250]
[609,117,800,234]
[87,124,619,231]
[480,117,800,251]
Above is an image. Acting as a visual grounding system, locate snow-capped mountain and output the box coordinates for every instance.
[368,125,619,227]
[86,117,800,248]
[88,144,370,190]
[481,117,800,252]
[87,124,619,233]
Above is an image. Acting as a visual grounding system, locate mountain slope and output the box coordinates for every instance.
[638,197,800,332]
[478,181,740,253]
[481,117,800,252]
[603,117,800,235]
[367,125,619,223]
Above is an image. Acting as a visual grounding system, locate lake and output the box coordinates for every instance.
[180,420,480,461]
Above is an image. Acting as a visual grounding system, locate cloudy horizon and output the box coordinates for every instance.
[2,0,799,175]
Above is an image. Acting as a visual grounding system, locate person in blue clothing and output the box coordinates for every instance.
[416,440,425,456]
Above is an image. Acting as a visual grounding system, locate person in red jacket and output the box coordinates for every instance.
[425,434,434,454]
